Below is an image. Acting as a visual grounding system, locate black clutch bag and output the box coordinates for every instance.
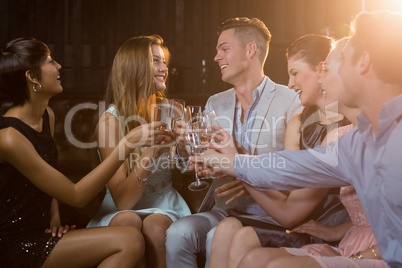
[236,193,351,248]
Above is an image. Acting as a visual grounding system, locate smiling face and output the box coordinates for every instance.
[287,57,321,106]
[319,53,345,115]
[214,29,248,85]
[151,44,168,92]
[338,40,360,108]
[318,38,356,116]
[38,55,63,95]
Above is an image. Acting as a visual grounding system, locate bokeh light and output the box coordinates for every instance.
[363,0,402,12]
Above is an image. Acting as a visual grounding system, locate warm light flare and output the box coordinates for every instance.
[364,0,402,12]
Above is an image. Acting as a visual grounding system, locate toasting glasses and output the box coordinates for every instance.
[151,97,186,171]
[185,122,210,191]
[184,106,215,191]
[168,99,185,166]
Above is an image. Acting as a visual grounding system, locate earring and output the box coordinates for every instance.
[318,87,327,96]
[33,82,42,93]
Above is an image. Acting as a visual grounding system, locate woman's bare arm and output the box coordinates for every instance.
[0,116,164,208]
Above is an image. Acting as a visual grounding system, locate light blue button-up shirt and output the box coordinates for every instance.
[234,94,402,267]
[233,76,267,154]
[233,77,267,214]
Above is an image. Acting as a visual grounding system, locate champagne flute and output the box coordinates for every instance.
[203,110,220,127]
[197,110,222,180]
[185,105,202,125]
[170,99,186,130]
[168,99,185,166]
[185,121,209,191]
[155,96,172,130]
[150,105,171,172]
[152,106,167,129]
[202,110,220,144]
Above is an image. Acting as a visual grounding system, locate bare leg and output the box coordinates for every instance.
[142,213,173,268]
[109,211,143,229]
[209,217,243,268]
[238,247,291,268]
[227,226,261,268]
[238,247,320,268]
[109,211,146,267]
[265,256,321,268]
[42,226,144,268]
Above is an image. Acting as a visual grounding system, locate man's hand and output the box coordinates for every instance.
[209,125,249,154]
[191,149,236,177]
[215,177,249,205]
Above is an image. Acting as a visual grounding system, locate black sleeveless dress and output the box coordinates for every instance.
[0,110,61,268]
[299,119,349,150]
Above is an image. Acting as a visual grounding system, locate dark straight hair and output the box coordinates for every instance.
[286,35,338,147]
[0,37,50,105]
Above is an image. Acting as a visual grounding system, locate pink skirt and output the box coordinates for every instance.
[285,226,387,268]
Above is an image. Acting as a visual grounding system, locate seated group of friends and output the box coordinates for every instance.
[0,9,401,268]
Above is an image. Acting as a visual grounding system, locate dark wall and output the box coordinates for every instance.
[0,0,396,106]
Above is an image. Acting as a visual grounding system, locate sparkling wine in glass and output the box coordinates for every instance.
[170,99,185,130]
[153,106,168,130]
[203,110,220,143]
[185,105,202,125]
[185,123,209,191]
[151,105,172,171]
[168,99,185,165]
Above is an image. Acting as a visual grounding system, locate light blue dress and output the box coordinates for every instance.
[87,106,191,227]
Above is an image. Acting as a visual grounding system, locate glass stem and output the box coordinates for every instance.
[194,162,201,184]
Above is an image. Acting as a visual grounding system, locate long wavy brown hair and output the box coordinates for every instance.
[103,34,169,175]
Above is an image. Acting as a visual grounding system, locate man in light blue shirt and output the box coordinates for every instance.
[198,11,402,267]
[166,17,302,268]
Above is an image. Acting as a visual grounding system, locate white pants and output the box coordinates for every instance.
[165,206,280,268]
[165,207,228,268]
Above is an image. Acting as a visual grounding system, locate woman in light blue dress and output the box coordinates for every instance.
[87,35,190,268]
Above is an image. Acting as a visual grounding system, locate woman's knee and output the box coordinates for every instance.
[217,217,242,231]
[228,227,258,259]
[213,217,242,239]
[238,250,258,268]
[238,248,275,268]
[232,226,255,246]
[109,211,142,229]
[265,256,300,268]
[116,226,145,255]
[143,222,166,242]
[142,215,171,243]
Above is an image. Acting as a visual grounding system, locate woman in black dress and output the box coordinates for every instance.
[0,37,168,267]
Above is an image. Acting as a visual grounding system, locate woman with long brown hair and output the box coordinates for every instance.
[87,35,191,268]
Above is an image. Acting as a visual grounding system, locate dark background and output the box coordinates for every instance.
[1,0,401,106]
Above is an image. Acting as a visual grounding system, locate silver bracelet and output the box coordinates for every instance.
[134,167,148,187]
[142,157,155,172]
